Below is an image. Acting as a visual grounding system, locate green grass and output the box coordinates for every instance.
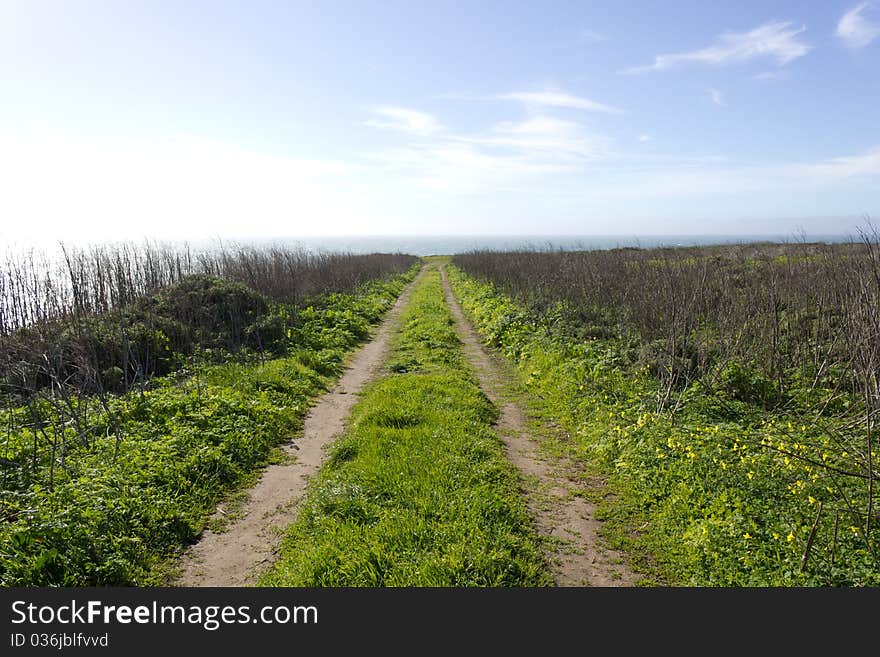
[0,270,416,586]
[447,265,880,587]
[261,268,552,586]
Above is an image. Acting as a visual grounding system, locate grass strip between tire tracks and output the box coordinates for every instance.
[261,266,552,586]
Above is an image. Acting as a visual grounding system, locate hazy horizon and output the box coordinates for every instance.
[1,230,866,258]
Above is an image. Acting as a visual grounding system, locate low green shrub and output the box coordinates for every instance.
[0,269,416,585]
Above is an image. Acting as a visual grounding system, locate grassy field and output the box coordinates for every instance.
[261,266,551,586]
[0,265,416,586]
[449,250,880,586]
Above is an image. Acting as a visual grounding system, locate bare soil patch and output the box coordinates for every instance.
[175,272,421,586]
[441,268,639,586]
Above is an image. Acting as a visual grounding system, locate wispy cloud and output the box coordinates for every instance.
[458,116,609,159]
[753,70,787,81]
[360,99,879,213]
[836,3,880,48]
[371,142,572,194]
[367,110,611,194]
[788,146,880,180]
[614,147,880,196]
[557,146,880,204]
[707,88,725,106]
[623,21,811,73]
[579,28,607,43]
[498,90,622,114]
[364,106,443,135]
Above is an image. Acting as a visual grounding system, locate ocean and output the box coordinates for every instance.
[1,233,856,258]
[236,233,854,256]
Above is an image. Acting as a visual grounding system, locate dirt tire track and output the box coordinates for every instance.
[175,269,423,586]
[440,267,639,586]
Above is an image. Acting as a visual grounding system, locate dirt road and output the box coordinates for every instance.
[176,262,636,586]
[440,267,639,586]
[175,271,421,586]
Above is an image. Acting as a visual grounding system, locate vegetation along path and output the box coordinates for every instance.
[175,269,423,586]
[261,262,550,585]
[180,259,637,586]
[440,264,639,586]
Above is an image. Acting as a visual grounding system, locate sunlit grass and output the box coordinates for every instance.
[262,269,551,586]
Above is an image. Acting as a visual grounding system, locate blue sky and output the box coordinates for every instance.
[1,0,878,245]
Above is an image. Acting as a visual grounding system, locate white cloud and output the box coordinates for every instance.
[393,140,880,204]
[361,92,879,205]
[624,21,811,73]
[371,142,573,194]
[597,146,880,199]
[368,113,612,195]
[5,126,875,244]
[0,134,365,244]
[498,90,622,114]
[458,116,609,159]
[579,28,607,43]
[787,146,880,180]
[753,70,787,81]
[538,147,880,211]
[836,3,880,47]
[707,88,725,106]
[364,106,443,135]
